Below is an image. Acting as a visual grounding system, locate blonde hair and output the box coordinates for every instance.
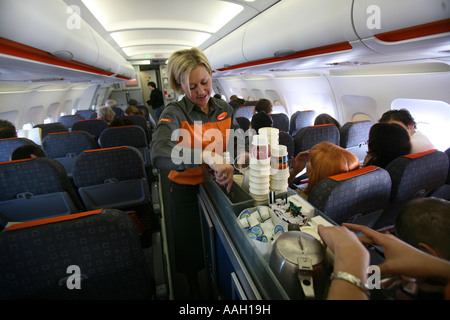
[98,106,115,123]
[167,47,212,96]
[305,142,360,195]
[125,105,144,116]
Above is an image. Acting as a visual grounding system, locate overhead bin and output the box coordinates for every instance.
[242,0,357,62]
[206,0,358,71]
[352,0,450,56]
[0,0,134,82]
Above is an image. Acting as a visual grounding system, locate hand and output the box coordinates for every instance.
[318,224,370,280]
[291,150,310,174]
[343,223,450,282]
[212,163,234,192]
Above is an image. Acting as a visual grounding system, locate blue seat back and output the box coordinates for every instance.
[289,110,315,136]
[72,119,108,139]
[0,137,36,162]
[294,124,340,156]
[270,113,290,132]
[0,157,84,224]
[340,120,373,148]
[57,114,84,129]
[0,209,152,300]
[33,122,68,139]
[72,146,149,210]
[386,149,448,203]
[308,166,391,225]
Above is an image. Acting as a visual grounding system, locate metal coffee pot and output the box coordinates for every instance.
[269,227,330,299]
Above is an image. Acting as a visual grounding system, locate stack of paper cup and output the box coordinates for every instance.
[259,127,279,152]
[270,144,289,193]
[249,134,271,204]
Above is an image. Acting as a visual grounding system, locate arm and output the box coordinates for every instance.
[318,225,370,300]
[343,223,450,283]
[288,151,310,184]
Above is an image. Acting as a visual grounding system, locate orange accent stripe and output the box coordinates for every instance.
[0,158,32,166]
[403,149,437,159]
[308,124,334,128]
[375,19,450,42]
[84,146,127,153]
[4,209,103,231]
[330,165,378,181]
[0,37,131,80]
[216,42,353,71]
[47,130,82,136]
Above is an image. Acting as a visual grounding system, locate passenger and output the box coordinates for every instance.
[250,111,273,134]
[147,81,165,121]
[229,94,238,101]
[109,118,135,127]
[394,197,450,299]
[379,109,435,154]
[105,99,123,117]
[125,105,145,117]
[363,122,411,168]
[396,198,450,260]
[314,113,341,131]
[150,47,242,299]
[229,98,245,113]
[10,144,45,160]
[0,119,17,138]
[213,93,222,99]
[254,98,273,114]
[97,106,116,125]
[318,223,450,300]
[289,141,360,198]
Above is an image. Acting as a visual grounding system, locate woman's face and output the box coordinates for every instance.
[184,65,212,110]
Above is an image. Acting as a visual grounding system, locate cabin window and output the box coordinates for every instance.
[47,102,60,122]
[341,95,377,123]
[22,123,33,130]
[24,105,43,127]
[63,100,73,115]
[252,89,263,99]
[391,99,450,152]
[43,117,53,124]
[0,110,19,125]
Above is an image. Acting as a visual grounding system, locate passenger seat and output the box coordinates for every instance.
[374,149,449,229]
[308,166,391,226]
[340,120,373,163]
[0,157,84,227]
[0,209,154,300]
[293,124,340,156]
[41,131,98,176]
[0,137,37,162]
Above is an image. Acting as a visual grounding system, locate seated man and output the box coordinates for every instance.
[0,119,17,139]
[394,197,450,299]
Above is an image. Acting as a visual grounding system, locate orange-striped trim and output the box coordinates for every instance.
[403,149,437,159]
[375,19,450,42]
[47,130,82,135]
[4,209,103,231]
[216,42,353,71]
[308,124,334,128]
[84,146,127,153]
[329,165,378,181]
[0,158,33,166]
[349,120,372,123]
[0,37,131,80]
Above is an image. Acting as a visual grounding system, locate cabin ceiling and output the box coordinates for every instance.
[64,0,280,64]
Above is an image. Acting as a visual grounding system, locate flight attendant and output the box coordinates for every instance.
[150,47,244,298]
